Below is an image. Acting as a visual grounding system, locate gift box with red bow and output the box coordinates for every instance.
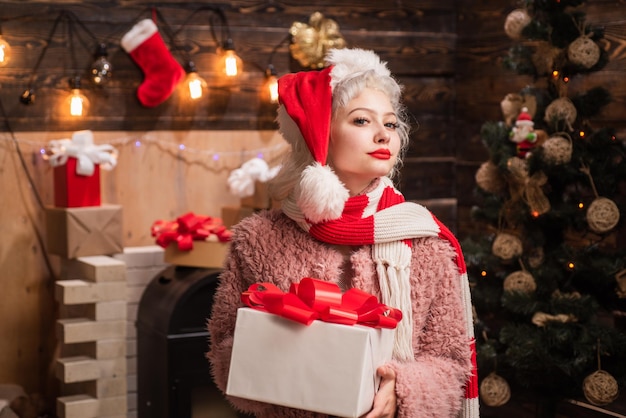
[151,212,232,268]
[47,130,118,208]
[226,278,399,417]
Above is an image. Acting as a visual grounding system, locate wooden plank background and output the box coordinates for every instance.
[0,0,624,412]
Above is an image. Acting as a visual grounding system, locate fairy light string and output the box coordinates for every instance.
[20,12,64,104]
[3,131,289,174]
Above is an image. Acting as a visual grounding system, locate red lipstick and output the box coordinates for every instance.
[368,149,391,160]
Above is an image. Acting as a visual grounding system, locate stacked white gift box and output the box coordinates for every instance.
[55,256,128,418]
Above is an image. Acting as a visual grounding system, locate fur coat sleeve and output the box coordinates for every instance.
[207,209,472,418]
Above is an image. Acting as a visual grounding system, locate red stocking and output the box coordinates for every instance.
[121,19,185,107]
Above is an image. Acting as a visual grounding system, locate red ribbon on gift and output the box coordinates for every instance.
[241,277,402,329]
[151,212,232,251]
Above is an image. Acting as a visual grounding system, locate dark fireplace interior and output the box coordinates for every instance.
[137,265,252,418]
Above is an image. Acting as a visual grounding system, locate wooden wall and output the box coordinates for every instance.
[0,0,459,410]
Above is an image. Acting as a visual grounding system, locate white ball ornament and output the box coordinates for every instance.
[503,270,537,294]
[541,135,573,165]
[568,36,601,69]
[475,160,506,194]
[492,232,523,261]
[504,9,532,40]
[587,197,620,233]
[480,373,511,407]
[583,370,619,406]
[544,97,577,130]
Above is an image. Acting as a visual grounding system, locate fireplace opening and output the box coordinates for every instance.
[137,265,251,418]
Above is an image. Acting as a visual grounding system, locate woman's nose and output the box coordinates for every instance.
[376,129,391,143]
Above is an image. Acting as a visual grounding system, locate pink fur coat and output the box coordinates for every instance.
[207,209,473,418]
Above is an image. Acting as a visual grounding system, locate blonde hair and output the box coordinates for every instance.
[270,53,410,202]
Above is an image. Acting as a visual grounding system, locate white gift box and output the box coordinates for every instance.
[226,307,394,417]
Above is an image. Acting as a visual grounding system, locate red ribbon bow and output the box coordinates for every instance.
[241,277,402,329]
[151,212,232,251]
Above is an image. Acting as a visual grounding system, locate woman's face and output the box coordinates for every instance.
[328,87,401,195]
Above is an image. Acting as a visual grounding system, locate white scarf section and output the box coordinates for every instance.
[283,177,441,361]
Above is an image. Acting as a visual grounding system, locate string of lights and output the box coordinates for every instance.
[1,5,287,116]
[1,131,290,173]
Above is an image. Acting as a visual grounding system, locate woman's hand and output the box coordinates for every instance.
[360,365,397,418]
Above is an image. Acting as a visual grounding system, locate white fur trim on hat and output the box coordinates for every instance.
[121,19,158,53]
[297,162,349,223]
[325,48,391,91]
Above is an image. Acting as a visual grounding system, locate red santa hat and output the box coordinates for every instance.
[516,107,534,127]
[276,48,392,223]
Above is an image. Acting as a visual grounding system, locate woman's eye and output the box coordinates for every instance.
[385,122,399,129]
[353,117,368,125]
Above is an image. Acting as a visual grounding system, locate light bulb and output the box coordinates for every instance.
[186,61,207,100]
[224,50,239,76]
[268,75,278,103]
[91,43,113,85]
[69,90,87,116]
[222,39,241,77]
[65,76,89,117]
[20,89,35,105]
[0,35,11,67]
[265,65,279,104]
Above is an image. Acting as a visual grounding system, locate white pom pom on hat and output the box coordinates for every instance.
[277,48,391,223]
[326,48,391,90]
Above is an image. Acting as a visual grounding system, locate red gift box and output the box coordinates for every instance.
[48,130,117,208]
[54,157,101,208]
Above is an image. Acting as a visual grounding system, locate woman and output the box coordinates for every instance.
[207,48,479,418]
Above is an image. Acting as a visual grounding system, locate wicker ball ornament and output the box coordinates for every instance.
[544,97,577,129]
[480,373,511,407]
[503,270,537,293]
[587,197,620,233]
[568,36,601,69]
[492,233,523,261]
[504,9,532,40]
[583,370,619,406]
[476,161,506,194]
[541,135,573,165]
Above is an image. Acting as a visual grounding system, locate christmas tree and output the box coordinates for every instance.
[463,0,626,413]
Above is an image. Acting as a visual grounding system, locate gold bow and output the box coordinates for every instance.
[289,12,346,69]
[507,157,551,216]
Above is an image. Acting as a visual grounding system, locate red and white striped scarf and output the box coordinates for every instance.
[283,176,479,418]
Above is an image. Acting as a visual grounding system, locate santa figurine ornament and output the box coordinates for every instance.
[510,107,539,158]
